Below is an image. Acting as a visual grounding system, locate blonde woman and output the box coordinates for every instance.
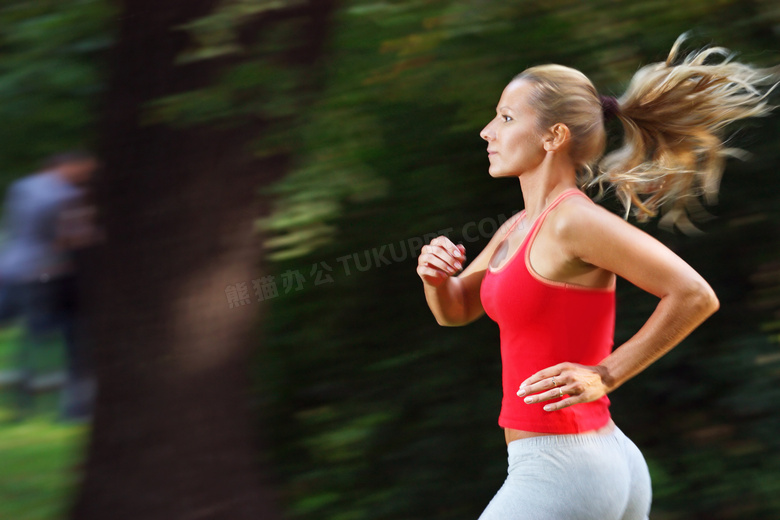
[416,35,777,519]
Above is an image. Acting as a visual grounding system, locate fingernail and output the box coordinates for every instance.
[517,388,525,396]
[524,397,533,404]
[455,262,462,270]
[453,249,461,258]
[544,405,552,411]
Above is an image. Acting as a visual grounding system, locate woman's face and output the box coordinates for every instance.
[480,79,547,178]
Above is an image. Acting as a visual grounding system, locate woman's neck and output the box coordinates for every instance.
[518,158,578,220]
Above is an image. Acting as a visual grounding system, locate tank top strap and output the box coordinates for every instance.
[498,210,527,241]
[524,188,590,239]
[497,189,589,242]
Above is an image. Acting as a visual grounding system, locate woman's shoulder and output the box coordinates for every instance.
[548,193,624,240]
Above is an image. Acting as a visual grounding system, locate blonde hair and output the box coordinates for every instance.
[514,65,606,183]
[515,33,779,227]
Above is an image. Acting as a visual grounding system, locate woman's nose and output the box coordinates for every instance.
[480,123,494,142]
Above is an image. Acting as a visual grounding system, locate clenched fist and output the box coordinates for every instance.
[416,236,467,287]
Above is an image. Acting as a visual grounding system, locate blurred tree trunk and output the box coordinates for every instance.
[70,1,333,519]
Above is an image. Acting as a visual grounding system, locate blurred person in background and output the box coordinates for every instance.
[417,34,776,519]
[0,150,101,422]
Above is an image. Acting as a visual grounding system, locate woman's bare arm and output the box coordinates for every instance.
[417,212,523,326]
[519,199,719,410]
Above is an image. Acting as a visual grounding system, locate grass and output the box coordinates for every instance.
[0,324,66,374]
[0,412,88,520]
[0,324,89,520]
[0,325,15,368]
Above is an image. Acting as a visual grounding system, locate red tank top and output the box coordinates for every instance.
[479,188,615,433]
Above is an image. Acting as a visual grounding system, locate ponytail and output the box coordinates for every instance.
[593,33,780,227]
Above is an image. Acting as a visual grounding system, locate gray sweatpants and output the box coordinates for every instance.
[478,424,652,520]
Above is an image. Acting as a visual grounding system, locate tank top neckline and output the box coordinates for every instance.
[486,187,582,276]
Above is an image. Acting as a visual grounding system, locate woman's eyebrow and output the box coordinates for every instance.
[496,106,514,113]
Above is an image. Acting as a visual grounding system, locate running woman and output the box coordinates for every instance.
[416,34,777,520]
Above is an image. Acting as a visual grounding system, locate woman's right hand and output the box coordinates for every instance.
[416,236,467,287]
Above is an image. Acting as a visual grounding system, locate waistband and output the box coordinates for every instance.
[506,424,625,455]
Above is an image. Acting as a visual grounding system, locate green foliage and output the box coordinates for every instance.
[252,1,780,519]
[175,0,307,63]
[0,0,115,186]
[148,0,392,260]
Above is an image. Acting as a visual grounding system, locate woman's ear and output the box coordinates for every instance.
[543,123,571,152]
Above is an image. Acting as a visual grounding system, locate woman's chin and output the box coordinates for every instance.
[488,168,514,179]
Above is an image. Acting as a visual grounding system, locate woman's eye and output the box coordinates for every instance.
[501,114,512,122]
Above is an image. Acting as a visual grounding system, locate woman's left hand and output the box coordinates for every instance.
[516,362,610,412]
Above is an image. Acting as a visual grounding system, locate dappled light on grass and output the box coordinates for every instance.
[0,414,89,520]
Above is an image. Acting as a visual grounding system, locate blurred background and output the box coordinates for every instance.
[0,1,779,519]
